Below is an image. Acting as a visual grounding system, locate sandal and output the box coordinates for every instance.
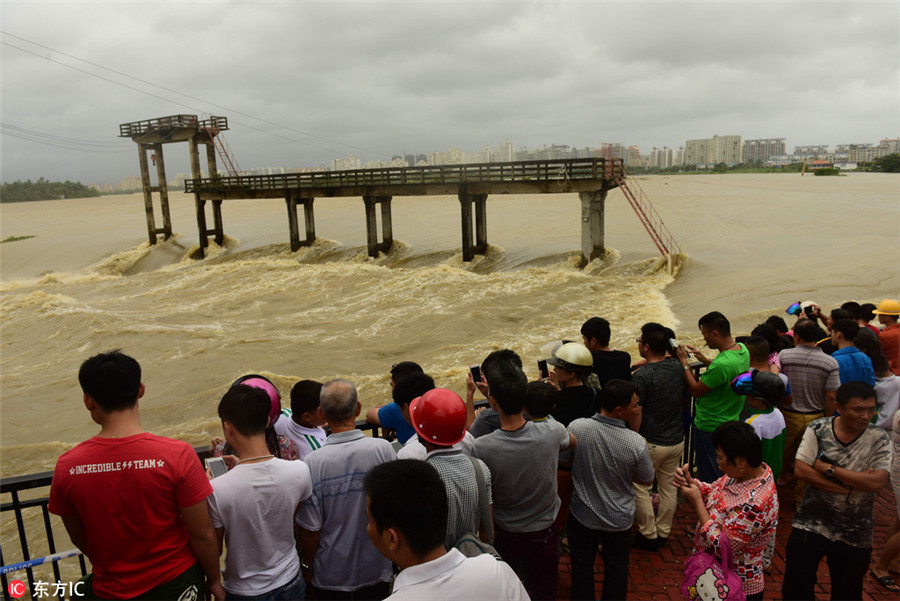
[869,570,900,593]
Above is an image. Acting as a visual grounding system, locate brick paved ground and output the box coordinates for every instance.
[557,482,899,600]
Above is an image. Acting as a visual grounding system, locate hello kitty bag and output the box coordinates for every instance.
[681,533,746,601]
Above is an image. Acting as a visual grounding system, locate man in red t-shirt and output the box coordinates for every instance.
[49,351,224,600]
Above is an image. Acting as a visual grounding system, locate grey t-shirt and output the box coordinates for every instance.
[793,417,892,548]
[471,420,569,532]
[632,359,686,446]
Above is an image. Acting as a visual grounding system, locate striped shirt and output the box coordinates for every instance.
[567,414,654,531]
[426,448,492,549]
[778,345,840,413]
[295,430,396,591]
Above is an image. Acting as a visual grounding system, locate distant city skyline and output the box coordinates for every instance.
[90,133,897,193]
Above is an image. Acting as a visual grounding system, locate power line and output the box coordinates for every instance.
[1,123,127,148]
[1,31,380,157]
[0,128,131,153]
[0,40,344,156]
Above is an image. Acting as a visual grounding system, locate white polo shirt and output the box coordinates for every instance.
[388,548,529,600]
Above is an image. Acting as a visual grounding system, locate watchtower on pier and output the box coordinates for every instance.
[118,115,231,247]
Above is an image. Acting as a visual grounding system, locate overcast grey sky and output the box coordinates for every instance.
[2,0,898,184]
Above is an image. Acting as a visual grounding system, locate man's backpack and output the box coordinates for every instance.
[452,457,502,559]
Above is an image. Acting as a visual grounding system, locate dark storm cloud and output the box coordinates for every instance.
[1,1,897,184]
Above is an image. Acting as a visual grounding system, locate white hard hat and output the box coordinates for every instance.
[546,342,593,372]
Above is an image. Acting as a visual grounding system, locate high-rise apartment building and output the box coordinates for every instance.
[649,147,674,169]
[684,138,710,166]
[847,140,899,163]
[710,135,743,164]
[684,135,743,166]
[599,143,627,162]
[879,138,900,153]
[626,146,642,168]
[793,145,829,156]
[742,138,785,164]
[497,140,515,162]
[331,156,361,171]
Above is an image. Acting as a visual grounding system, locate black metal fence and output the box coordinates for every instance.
[0,418,386,600]
[1,472,86,600]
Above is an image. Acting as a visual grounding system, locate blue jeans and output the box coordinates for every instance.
[226,569,305,601]
[692,425,722,483]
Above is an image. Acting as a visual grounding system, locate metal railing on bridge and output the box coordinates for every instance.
[186,157,625,193]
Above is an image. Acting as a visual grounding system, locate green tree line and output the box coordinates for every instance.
[1,178,100,203]
[871,153,900,172]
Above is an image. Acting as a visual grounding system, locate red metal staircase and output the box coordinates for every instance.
[614,168,682,256]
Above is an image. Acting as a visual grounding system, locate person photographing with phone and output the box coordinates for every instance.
[674,421,778,600]
[207,385,313,600]
[547,342,598,428]
[675,311,750,482]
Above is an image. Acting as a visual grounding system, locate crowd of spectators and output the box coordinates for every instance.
[46,298,900,600]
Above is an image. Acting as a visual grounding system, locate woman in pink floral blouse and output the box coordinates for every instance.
[675,421,779,599]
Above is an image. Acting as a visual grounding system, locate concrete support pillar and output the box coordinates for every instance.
[579,189,607,266]
[363,195,393,258]
[205,143,218,178]
[286,192,300,252]
[286,194,317,252]
[204,143,224,245]
[459,191,488,261]
[380,199,394,249]
[153,143,172,240]
[474,194,487,254]
[194,195,208,257]
[303,198,316,245]
[188,137,202,179]
[212,200,224,245]
[138,144,156,245]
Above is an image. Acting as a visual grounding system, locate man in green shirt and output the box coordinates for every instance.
[676,311,749,481]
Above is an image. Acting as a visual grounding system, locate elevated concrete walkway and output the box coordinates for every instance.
[184,158,624,263]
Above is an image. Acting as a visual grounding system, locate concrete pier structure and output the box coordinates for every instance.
[184,157,625,265]
[122,115,684,265]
